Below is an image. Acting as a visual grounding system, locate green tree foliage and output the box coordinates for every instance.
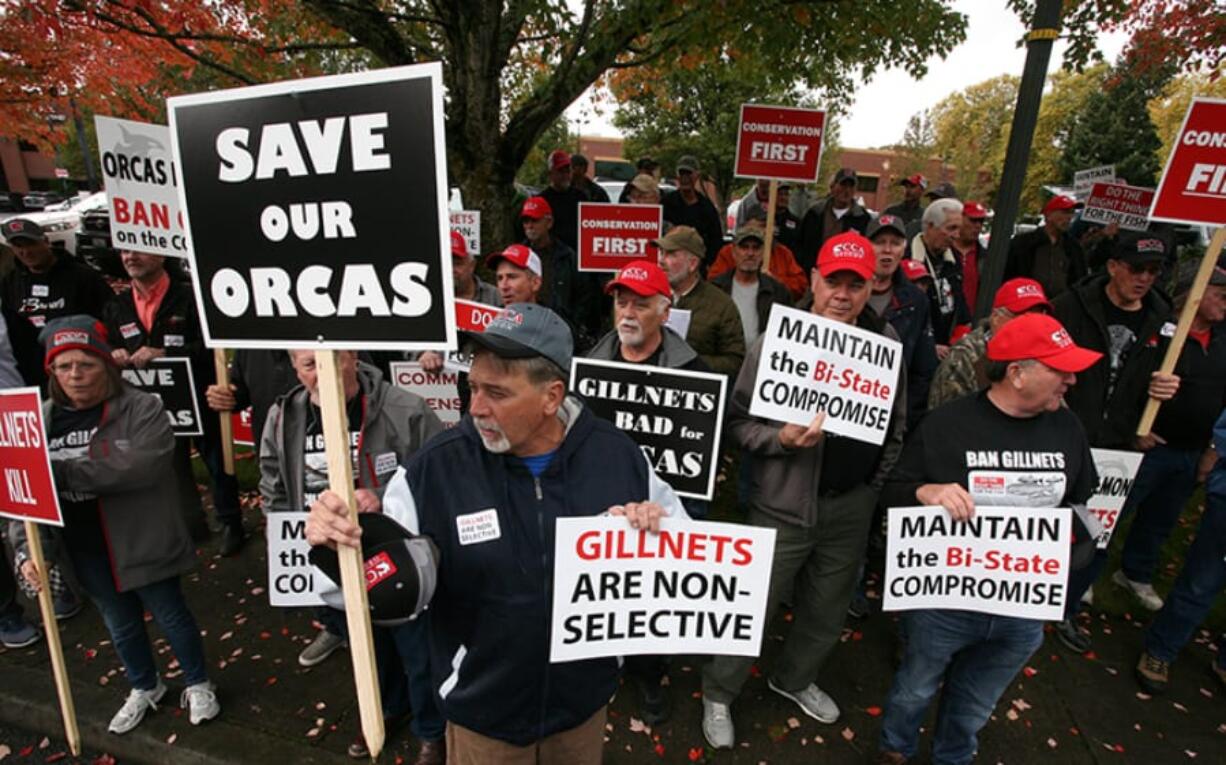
[929,76,1019,204]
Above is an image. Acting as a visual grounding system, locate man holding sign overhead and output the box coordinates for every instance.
[702,231,906,748]
[875,312,1100,765]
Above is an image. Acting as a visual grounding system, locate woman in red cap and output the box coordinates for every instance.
[12,315,218,736]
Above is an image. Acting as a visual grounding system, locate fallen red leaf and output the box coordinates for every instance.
[865,706,882,717]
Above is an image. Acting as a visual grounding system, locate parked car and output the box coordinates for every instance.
[75,206,127,279]
[20,191,66,211]
[16,191,106,255]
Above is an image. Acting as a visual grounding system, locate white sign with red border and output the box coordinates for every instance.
[390,361,462,427]
[577,203,663,272]
[734,104,826,183]
[450,210,481,257]
[1149,97,1226,226]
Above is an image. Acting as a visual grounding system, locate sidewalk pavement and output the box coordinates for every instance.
[2,501,1223,763]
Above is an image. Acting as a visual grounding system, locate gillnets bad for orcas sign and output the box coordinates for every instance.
[883,506,1071,621]
[167,63,455,350]
[571,358,727,500]
[550,516,775,662]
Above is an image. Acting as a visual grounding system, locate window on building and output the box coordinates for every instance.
[857,175,879,194]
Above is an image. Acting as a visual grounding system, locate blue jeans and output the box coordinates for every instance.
[1144,491,1226,670]
[1120,445,1201,584]
[1065,445,1199,617]
[71,548,208,690]
[880,610,1044,765]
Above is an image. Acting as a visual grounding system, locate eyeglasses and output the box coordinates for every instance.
[1125,262,1163,276]
[51,361,103,374]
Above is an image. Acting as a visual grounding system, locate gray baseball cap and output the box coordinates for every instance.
[677,155,700,173]
[462,302,573,373]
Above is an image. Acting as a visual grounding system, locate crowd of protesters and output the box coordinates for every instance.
[1,147,1224,765]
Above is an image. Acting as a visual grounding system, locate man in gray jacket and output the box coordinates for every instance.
[701,231,907,748]
[259,350,445,762]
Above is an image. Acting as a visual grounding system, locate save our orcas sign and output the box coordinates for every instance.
[119,357,203,437]
[570,358,728,500]
[167,63,456,350]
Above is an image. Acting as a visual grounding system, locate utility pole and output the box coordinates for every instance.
[975,0,1063,320]
[69,98,98,191]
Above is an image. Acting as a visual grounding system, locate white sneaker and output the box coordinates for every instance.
[701,697,734,749]
[108,679,167,734]
[767,678,840,723]
[181,682,221,725]
[1081,584,1094,606]
[1112,570,1164,611]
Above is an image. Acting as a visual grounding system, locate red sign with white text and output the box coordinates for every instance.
[455,299,500,332]
[734,104,827,183]
[231,407,254,446]
[0,388,63,526]
[1150,97,1226,226]
[1082,183,1155,231]
[577,203,663,272]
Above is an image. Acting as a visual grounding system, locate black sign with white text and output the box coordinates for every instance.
[570,358,727,500]
[120,357,202,437]
[167,64,455,350]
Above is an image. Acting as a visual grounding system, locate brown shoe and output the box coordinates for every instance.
[414,739,445,765]
[875,751,907,765]
[1135,651,1170,694]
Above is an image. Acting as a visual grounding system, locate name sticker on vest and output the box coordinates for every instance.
[31,285,49,298]
[456,508,501,546]
[120,322,141,339]
[374,451,398,475]
[1160,322,1176,338]
[163,334,185,347]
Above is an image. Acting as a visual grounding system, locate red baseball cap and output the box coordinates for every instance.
[962,201,988,220]
[1042,194,1082,215]
[817,231,876,281]
[900,174,928,189]
[450,230,468,258]
[900,259,930,282]
[993,277,1051,313]
[987,313,1102,373]
[521,196,553,220]
[604,260,672,300]
[485,244,542,276]
[548,150,571,171]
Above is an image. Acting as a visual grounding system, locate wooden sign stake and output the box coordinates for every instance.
[315,350,385,759]
[24,520,80,756]
[213,348,235,475]
[1137,227,1226,437]
[762,180,779,273]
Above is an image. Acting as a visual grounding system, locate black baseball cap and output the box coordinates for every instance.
[309,513,437,627]
[1111,234,1167,265]
[833,168,857,185]
[926,181,959,200]
[2,218,46,243]
[867,214,907,240]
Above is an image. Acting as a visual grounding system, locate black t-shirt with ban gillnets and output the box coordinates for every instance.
[47,403,105,556]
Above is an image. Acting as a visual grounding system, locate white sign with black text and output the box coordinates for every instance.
[267,514,328,607]
[1087,449,1145,550]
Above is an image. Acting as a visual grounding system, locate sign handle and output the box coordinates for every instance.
[315,350,385,759]
[762,180,779,273]
[1137,227,1226,437]
[213,349,235,475]
[23,520,81,756]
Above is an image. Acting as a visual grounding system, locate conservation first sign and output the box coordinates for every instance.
[883,506,1071,621]
[749,304,902,445]
[95,116,186,258]
[577,203,663,272]
[550,516,775,662]
[1150,97,1226,226]
[168,63,456,350]
[734,104,826,183]
[571,358,727,499]
[119,358,203,437]
[0,388,62,526]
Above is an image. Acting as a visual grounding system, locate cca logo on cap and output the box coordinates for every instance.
[621,267,650,281]
[54,330,90,346]
[831,242,864,259]
[1050,329,1072,348]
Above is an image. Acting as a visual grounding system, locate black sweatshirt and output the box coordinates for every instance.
[1151,325,1226,449]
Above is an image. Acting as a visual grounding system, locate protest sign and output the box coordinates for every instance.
[445,299,501,373]
[664,307,691,340]
[749,304,902,445]
[0,388,79,754]
[1073,164,1115,201]
[168,63,455,351]
[883,505,1070,621]
[734,104,826,183]
[119,357,203,437]
[550,516,775,662]
[571,359,727,499]
[450,209,481,257]
[577,203,663,272]
[1149,97,1226,226]
[390,361,462,426]
[1082,182,1155,231]
[268,514,327,607]
[232,407,255,446]
[95,116,186,258]
[0,388,62,526]
[1088,449,1145,550]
